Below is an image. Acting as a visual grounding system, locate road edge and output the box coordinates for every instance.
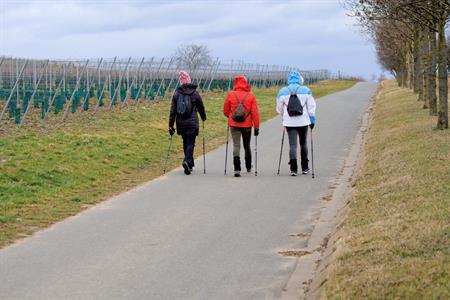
[279,83,380,300]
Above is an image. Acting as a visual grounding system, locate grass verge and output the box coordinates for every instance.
[325,80,450,298]
[0,80,357,248]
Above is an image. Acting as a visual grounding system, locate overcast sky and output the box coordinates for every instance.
[0,0,382,79]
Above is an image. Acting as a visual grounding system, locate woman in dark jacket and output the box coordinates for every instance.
[169,71,206,175]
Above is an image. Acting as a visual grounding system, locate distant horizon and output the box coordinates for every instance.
[0,0,384,80]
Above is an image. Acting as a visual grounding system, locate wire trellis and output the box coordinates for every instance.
[0,56,334,126]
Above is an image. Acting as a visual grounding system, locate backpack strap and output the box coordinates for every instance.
[231,91,250,104]
[287,86,301,95]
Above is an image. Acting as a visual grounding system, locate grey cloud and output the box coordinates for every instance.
[1,0,382,78]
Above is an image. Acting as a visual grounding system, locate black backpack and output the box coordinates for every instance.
[287,86,304,117]
[176,93,193,118]
[231,92,250,122]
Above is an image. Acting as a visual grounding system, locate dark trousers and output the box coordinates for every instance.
[181,134,196,167]
[230,127,252,159]
[286,126,309,170]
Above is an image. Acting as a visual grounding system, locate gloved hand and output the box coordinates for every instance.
[254,128,259,136]
[309,116,316,130]
[169,127,175,136]
[202,115,207,122]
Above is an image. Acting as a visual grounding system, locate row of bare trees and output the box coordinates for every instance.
[346,0,450,129]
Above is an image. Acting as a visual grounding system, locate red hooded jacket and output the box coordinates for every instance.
[223,76,260,128]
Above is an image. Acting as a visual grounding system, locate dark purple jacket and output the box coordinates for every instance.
[169,83,206,136]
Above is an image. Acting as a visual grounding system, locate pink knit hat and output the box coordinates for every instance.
[178,70,191,85]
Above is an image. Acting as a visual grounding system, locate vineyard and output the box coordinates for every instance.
[0,57,334,127]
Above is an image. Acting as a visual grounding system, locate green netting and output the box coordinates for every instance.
[71,91,80,113]
[22,91,32,113]
[120,86,127,103]
[35,91,48,108]
[54,90,66,114]
[41,95,48,119]
[8,97,16,118]
[14,107,20,124]
[83,94,89,111]
[131,87,140,100]
[0,89,9,99]
[98,89,104,107]
[110,89,117,106]
[89,86,95,98]
[145,89,154,101]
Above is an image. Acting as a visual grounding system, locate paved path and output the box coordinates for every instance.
[0,82,377,300]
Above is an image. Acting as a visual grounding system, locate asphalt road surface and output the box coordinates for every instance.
[0,82,377,300]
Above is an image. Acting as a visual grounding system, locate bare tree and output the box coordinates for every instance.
[345,0,449,129]
[174,44,212,76]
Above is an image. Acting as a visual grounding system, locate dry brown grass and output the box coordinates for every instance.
[324,81,450,299]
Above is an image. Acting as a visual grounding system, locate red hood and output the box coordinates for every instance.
[232,76,251,92]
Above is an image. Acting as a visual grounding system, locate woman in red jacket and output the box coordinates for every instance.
[223,75,260,177]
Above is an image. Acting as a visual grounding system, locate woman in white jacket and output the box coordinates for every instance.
[276,71,316,176]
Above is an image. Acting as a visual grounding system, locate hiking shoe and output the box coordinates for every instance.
[289,159,298,174]
[234,171,241,177]
[182,161,191,175]
[302,168,310,175]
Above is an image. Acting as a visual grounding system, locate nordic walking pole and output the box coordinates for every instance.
[310,128,315,179]
[277,127,285,175]
[202,121,206,174]
[224,125,230,175]
[254,135,258,176]
[163,135,173,174]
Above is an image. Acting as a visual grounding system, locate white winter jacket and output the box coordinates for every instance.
[276,84,316,127]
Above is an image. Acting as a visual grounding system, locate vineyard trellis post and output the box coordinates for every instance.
[120,57,145,108]
[62,59,89,121]
[42,61,72,124]
[144,57,164,102]
[206,59,220,93]
[109,56,131,109]
[94,56,117,114]
[0,59,28,122]
[21,59,50,125]
[135,56,154,102]
[79,58,104,113]
[155,57,174,101]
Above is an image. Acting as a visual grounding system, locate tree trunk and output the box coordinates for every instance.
[402,66,408,87]
[413,30,421,94]
[437,20,448,129]
[423,30,430,109]
[408,45,415,89]
[429,29,438,116]
[418,30,425,101]
[406,54,411,88]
